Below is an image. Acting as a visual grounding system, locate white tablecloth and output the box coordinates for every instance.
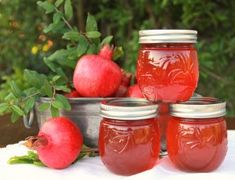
[1,131,235,180]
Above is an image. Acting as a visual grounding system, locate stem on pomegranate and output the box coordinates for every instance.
[24,135,48,150]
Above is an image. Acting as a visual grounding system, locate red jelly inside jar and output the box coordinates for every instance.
[137,30,199,102]
[167,97,227,172]
[99,99,160,175]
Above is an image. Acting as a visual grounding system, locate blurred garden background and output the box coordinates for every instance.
[0,0,235,116]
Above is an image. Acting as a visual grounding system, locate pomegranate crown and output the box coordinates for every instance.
[98,44,113,60]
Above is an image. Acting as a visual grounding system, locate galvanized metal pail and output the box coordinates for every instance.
[23,97,111,148]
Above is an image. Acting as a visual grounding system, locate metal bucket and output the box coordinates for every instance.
[23,97,112,148]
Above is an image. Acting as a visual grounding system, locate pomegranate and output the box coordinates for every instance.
[73,45,122,97]
[114,69,132,97]
[65,89,80,98]
[25,117,83,169]
[126,84,144,98]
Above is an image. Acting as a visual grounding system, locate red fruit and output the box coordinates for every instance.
[114,69,132,97]
[26,117,83,169]
[126,84,144,98]
[73,45,122,97]
[65,89,80,98]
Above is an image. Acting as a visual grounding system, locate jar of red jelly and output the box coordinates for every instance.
[137,29,199,103]
[167,97,227,172]
[99,98,160,175]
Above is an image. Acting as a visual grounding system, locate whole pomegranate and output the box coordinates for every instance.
[26,117,83,169]
[73,45,122,97]
[126,84,144,98]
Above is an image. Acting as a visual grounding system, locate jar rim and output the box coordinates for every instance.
[139,29,197,44]
[170,97,226,118]
[100,98,158,120]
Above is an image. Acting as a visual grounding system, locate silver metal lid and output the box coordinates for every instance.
[170,97,226,119]
[139,29,197,44]
[100,98,158,120]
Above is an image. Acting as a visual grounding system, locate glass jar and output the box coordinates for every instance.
[167,97,227,172]
[136,29,199,103]
[99,98,160,175]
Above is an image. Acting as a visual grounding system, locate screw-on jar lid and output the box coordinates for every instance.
[100,98,158,120]
[139,29,197,44]
[170,97,226,119]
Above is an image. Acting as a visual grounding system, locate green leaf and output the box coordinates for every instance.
[24,87,40,97]
[9,81,22,98]
[11,111,20,123]
[113,46,124,60]
[62,31,80,41]
[11,105,25,116]
[53,12,63,24]
[86,31,101,39]
[27,151,38,159]
[76,35,89,58]
[73,145,99,163]
[44,58,56,71]
[47,49,68,61]
[0,103,9,114]
[24,69,46,89]
[24,98,35,114]
[64,0,73,20]
[41,80,53,97]
[37,1,55,14]
[43,23,54,33]
[52,75,61,82]
[55,0,64,7]
[65,51,78,68]
[50,105,60,117]
[45,48,77,69]
[4,93,16,101]
[24,69,52,97]
[56,94,71,110]
[33,161,45,167]
[86,13,98,32]
[8,151,45,167]
[101,35,113,46]
[43,21,65,33]
[52,99,64,109]
[8,156,33,164]
[38,103,50,112]
[54,85,70,92]
[44,59,67,79]
[76,151,87,161]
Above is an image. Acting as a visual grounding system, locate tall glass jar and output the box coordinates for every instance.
[99,98,160,176]
[167,97,227,172]
[136,29,199,103]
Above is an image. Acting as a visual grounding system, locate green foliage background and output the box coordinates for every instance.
[0,0,235,115]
